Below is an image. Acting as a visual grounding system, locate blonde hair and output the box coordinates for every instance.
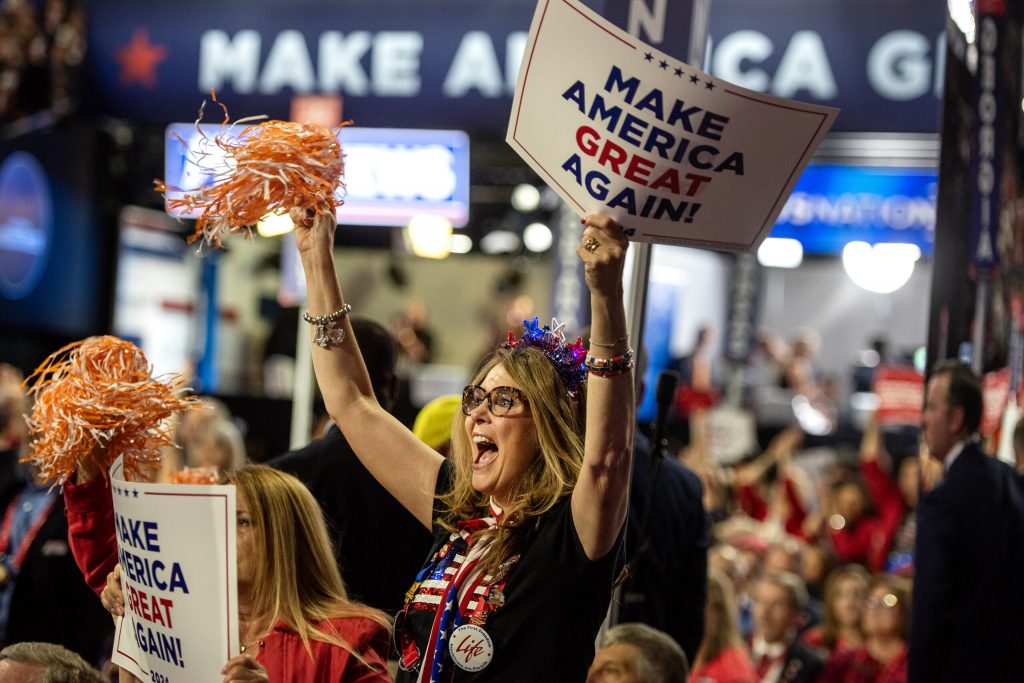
[693,569,745,671]
[441,346,586,575]
[228,466,391,667]
[820,564,871,650]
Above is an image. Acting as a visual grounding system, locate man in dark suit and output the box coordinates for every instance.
[909,360,1024,682]
[749,572,822,683]
[268,318,432,614]
[618,431,708,663]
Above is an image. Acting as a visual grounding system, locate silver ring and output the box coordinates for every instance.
[584,238,599,253]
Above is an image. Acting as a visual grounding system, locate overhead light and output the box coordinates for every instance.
[523,222,553,252]
[256,212,295,237]
[842,241,921,293]
[450,234,473,254]
[406,214,452,259]
[948,0,976,44]
[480,230,521,254]
[757,237,803,268]
[510,184,541,212]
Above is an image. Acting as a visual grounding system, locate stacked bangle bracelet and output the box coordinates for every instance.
[585,348,635,377]
[303,304,352,348]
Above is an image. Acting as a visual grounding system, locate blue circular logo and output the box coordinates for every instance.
[0,151,53,300]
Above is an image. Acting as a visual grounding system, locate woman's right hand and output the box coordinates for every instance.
[290,207,336,258]
[101,563,125,617]
[221,655,269,683]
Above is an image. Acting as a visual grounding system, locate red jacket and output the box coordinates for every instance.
[736,477,809,540]
[63,477,391,681]
[63,476,117,596]
[828,460,905,572]
[253,617,390,682]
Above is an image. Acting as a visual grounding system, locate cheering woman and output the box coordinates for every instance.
[295,210,635,680]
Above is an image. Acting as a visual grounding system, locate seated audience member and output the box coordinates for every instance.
[801,565,869,655]
[690,569,757,683]
[749,572,823,683]
[819,575,910,683]
[0,641,105,683]
[587,623,689,683]
[99,466,391,682]
[268,318,433,614]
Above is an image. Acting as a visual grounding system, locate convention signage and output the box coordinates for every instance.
[164,125,470,227]
[982,367,1011,437]
[872,365,924,426]
[109,456,239,683]
[84,0,942,133]
[769,164,937,255]
[507,0,837,251]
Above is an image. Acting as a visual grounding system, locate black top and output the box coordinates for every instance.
[397,459,622,682]
[1,477,112,666]
[619,433,709,662]
[268,426,433,614]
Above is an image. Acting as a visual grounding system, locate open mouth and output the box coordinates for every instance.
[472,435,498,470]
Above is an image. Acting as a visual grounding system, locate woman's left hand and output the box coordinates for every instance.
[221,655,269,683]
[576,214,629,298]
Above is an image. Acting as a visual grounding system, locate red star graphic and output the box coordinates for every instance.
[116,28,167,88]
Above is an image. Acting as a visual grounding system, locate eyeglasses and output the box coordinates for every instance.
[461,385,528,417]
[864,593,899,610]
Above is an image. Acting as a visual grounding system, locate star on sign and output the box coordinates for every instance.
[674,67,684,77]
[116,28,168,89]
[658,59,668,69]
[690,74,700,84]
[133,490,140,498]
[705,80,715,90]
[643,52,653,62]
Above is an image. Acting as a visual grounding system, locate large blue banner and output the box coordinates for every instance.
[769,164,937,255]
[84,0,943,133]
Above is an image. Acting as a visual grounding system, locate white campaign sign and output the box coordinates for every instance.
[507,0,839,252]
[108,456,238,683]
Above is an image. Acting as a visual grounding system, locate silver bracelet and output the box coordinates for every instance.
[303,304,352,348]
[588,334,629,349]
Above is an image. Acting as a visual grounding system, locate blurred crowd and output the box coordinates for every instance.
[1,308,1023,683]
[0,0,85,126]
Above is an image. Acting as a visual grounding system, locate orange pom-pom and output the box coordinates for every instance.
[21,336,200,485]
[154,92,350,247]
[172,466,222,485]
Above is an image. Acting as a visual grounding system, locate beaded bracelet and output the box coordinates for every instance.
[585,348,635,377]
[303,304,352,348]
[588,334,629,349]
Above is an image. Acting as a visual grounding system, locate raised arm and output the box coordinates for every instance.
[294,211,443,528]
[570,215,634,560]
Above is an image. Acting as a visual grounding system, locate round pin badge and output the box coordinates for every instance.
[448,623,494,672]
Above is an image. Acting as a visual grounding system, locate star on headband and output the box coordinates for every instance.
[502,316,587,394]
